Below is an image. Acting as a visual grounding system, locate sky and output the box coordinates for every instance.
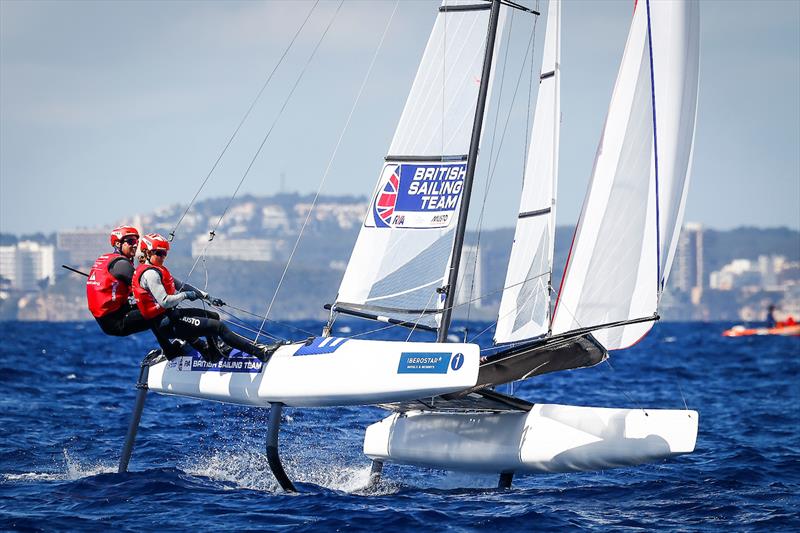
[1,0,798,236]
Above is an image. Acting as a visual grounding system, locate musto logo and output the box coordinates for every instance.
[180,316,201,327]
[370,162,466,229]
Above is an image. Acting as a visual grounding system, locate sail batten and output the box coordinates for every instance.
[494,0,560,344]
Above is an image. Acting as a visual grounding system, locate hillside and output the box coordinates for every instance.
[2,193,798,322]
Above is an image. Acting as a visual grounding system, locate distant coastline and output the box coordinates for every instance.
[1,193,798,323]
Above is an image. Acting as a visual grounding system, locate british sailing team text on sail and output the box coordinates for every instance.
[407,164,465,210]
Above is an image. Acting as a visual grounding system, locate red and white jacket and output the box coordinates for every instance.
[86,253,130,318]
[132,264,177,319]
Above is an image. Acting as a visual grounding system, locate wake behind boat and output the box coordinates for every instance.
[116,0,701,491]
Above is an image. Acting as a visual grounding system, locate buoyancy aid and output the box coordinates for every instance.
[132,263,177,319]
[86,253,131,318]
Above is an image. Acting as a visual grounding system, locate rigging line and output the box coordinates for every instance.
[347,322,406,339]
[465,6,517,324]
[168,0,320,242]
[181,1,343,287]
[484,6,514,187]
[486,13,537,181]
[339,267,551,343]
[549,292,585,332]
[405,290,439,342]
[677,379,689,411]
[172,299,283,342]
[342,269,553,343]
[254,0,400,344]
[201,256,209,292]
[465,11,539,318]
[521,0,539,176]
[448,269,551,319]
[602,356,645,412]
[467,272,545,344]
[223,302,317,338]
[213,306,285,342]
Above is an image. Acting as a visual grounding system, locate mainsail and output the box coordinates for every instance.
[335,1,504,328]
[551,0,700,349]
[495,0,561,343]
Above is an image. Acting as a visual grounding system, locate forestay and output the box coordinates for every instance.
[335,1,504,328]
[551,0,699,349]
[495,0,560,343]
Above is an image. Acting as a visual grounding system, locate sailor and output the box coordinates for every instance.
[767,304,777,328]
[87,225,153,337]
[132,233,277,362]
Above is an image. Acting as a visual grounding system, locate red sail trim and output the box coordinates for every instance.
[550,224,578,326]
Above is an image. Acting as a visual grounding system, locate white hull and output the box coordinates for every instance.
[147,337,479,408]
[364,404,698,474]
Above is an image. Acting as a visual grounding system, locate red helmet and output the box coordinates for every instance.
[110,225,139,247]
[140,233,170,253]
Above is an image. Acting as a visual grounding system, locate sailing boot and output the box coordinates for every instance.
[189,338,222,364]
[211,336,234,358]
[253,341,289,363]
[203,336,227,364]
[143,348,167,366]
[162,340,187,361]
[219,330,278,363]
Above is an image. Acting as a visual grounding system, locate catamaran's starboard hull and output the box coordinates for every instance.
[146,338,480,407]
[363,404,698,474]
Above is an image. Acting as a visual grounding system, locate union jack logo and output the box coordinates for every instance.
[373,167,400,228]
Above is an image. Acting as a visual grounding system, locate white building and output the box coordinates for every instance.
[0,246,15,289]
[294,202,367,229]
[262,205,290,230]
[674,223,704,304]
[0,241,55,291]
[57,230,109,267]
[191,237,275,262]
[709,258,763,290]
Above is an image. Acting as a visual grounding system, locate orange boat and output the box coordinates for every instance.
[723,319,800,337]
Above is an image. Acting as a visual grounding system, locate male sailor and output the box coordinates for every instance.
[767,304,777,328]
[87,225,153,337]
[132,233,277,362]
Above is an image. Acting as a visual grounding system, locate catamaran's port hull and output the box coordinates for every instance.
[363,404,698,474]
[146,338,480,407]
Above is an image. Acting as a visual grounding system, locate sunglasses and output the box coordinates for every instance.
[122,237,139,246]
[152,250,168,257]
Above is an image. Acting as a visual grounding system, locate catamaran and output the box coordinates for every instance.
[117,0,701,491]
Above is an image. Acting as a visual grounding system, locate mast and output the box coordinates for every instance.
[437,0,502,343]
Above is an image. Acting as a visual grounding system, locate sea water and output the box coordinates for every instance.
[1,321,798,531]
